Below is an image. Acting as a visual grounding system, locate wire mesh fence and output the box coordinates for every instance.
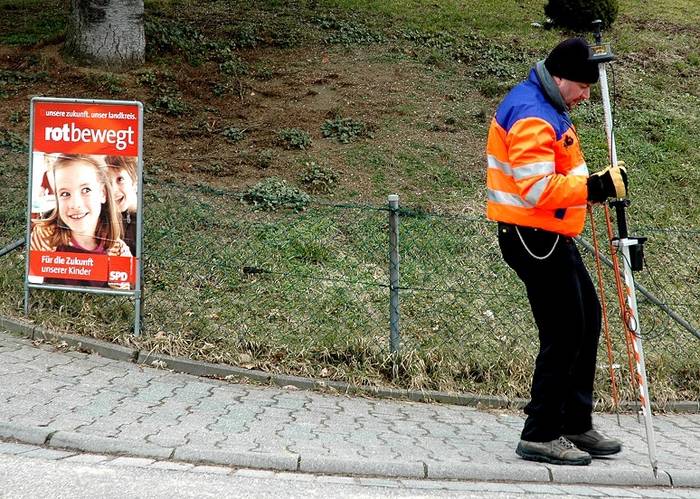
[1,171,699,403]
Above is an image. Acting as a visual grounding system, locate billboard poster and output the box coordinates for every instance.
[26,98,143,292]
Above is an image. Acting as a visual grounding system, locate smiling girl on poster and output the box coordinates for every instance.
[30,153,131,288]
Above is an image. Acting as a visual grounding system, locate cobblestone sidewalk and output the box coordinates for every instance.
[1,330,698,488]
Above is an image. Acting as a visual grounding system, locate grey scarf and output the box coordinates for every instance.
[535,60,568,113]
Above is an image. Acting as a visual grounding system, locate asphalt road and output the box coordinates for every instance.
[1,446,698,499]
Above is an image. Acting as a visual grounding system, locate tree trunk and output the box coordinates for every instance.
[66,0,145,67]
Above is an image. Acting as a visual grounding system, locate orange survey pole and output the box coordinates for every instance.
[587,206,621,423]
[590,21,658,476]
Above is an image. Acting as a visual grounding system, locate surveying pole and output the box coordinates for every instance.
[590,20,658,476]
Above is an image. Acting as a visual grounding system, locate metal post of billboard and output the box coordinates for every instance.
[133,105,145,338]
[23,98,36,317]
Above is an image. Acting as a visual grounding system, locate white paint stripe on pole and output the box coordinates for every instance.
[598,63,618,168]
[598,60,659,475]
[620,241,658,474]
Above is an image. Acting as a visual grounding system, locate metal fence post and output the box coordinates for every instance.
[388,194,400,354]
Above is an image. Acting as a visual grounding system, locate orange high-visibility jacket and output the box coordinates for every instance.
[486,69,589,237]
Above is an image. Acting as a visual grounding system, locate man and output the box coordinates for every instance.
[486,38,627,466]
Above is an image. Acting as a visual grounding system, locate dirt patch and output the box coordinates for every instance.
[1,37,491,209]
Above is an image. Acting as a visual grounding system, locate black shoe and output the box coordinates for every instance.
[563,429,622,456]
[516,436,591,465]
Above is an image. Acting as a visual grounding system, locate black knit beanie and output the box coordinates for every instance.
[544,38,599,84]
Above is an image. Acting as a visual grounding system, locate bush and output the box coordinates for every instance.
[152,93,186,116]
[222,127,246,143]
[278,128,312,150]
[0,129,26,153]
[255,149,276,169]
[544,0,618,30]
[321,117,369,143]
[242,178,310,211]
[300,161,339,193]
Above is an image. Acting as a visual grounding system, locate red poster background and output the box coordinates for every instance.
[29,251,136,287]
[28,99,141,291]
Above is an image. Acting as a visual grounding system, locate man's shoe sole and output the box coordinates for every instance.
[516,443,592,466]
[573,444,622,457]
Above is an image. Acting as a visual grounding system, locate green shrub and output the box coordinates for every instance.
[278,128,312,150]
[152,93,187,116]
[0,129,25,153]
[9,111,25,125]
[222,127,246,143]
[137,70,158,87]
[312,15,384,46]
[321,117,369,143]
[145,18,205,57]
[256,149,276,169]
[85,73,124,95]
[544,0,618,30]
[219,57,248,77]
[300,161,339,193]
[242,178,310,211]
[226,24,261,48]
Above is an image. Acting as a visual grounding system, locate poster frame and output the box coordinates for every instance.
[23,96,145,336]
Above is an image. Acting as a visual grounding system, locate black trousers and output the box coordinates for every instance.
[498,223,601,442]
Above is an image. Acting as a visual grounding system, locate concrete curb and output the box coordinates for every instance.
[0,422,52,446]
[425,462,550,482]
[48,431,173,460]
[547,466,672,487]
[173,446,298,471]
[666,469,700,488]
[1,423,698,488]
[298,456,425,478]
[1,315,699,414]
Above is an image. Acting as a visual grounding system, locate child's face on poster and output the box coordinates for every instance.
[55,160,106,237]
[109,167,137,213]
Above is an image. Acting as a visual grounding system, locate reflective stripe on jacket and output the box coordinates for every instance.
[486,69,589,237]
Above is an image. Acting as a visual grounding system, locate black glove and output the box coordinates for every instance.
[587,163,628,203]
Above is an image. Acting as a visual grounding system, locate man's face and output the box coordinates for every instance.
[554,77,591,109]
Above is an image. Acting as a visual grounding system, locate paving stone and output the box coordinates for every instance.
[1,330,699,491]
[22,448,76,460]
[589,485,643,497]
[235,469,277,479]
[108,457,156,468]
[316,475,357,485]
[190,465,233,475]
[518,483,569,495]
[356,477,402,488]
[150,460,195,471]
[627,488,686,498]
[0,442,39,454]
[274,471,318,482]
[62,453,113,464]
[550,485,605,497]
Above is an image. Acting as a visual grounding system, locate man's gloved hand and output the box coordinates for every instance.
[587,162,628,203]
